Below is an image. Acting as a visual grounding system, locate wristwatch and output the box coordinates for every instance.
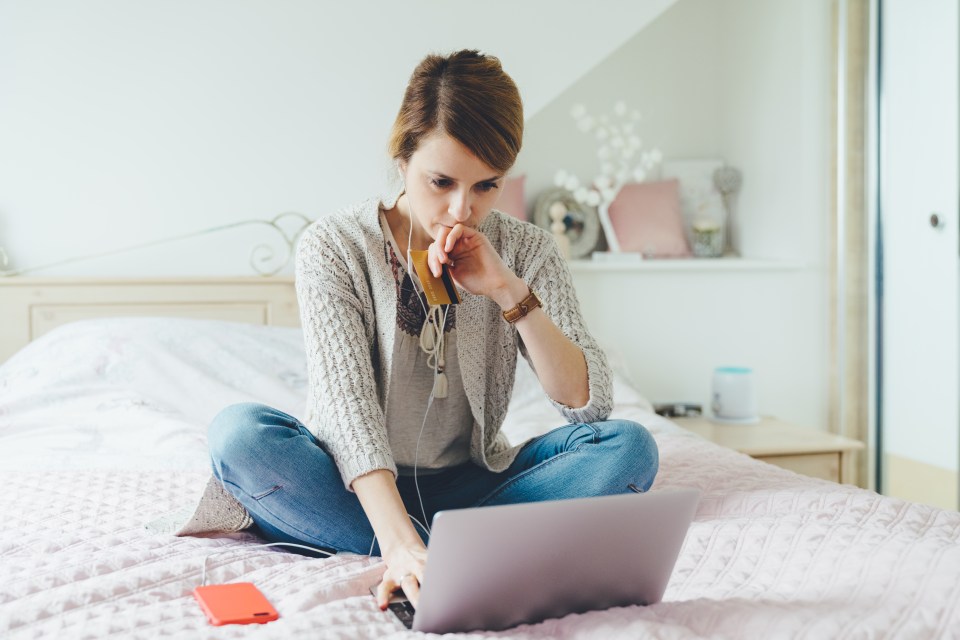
[502,288,542,324]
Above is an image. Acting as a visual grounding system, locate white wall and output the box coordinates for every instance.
[572,266,826,430]
[717,0,833,429]
[518,0,833,430]
[0,0,676,277]
[0,0,836,433]
[718,0,832,265]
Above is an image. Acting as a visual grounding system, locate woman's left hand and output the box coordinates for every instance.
[428,224,516,300]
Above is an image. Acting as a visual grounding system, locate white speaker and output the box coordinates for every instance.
[710,366,759,424]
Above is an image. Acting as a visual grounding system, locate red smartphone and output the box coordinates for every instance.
[193,582,279,626]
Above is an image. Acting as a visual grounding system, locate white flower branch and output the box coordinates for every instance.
[555,100,663,209]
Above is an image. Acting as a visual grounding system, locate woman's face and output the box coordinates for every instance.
[399,131,505,248]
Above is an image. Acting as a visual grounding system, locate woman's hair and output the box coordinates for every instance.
[388,50,523,175]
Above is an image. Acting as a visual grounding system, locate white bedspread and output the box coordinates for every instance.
[1,319,958,639]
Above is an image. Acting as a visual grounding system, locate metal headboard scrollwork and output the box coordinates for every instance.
[0,211,313,278]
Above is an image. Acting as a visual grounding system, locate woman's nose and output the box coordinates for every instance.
[448,192,471,222]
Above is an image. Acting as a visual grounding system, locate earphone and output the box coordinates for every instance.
[403,194,450,536]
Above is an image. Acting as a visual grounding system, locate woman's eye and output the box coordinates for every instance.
[429,178,498,192]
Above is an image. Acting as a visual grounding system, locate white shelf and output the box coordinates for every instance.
[567,256,810,273]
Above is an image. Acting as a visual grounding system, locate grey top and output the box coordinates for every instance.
[389,328,473,476]
[295,187,613,492]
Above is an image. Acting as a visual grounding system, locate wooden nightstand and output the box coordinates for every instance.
[672,416,866,484]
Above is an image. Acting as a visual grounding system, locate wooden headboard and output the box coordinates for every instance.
[0,277,300,363]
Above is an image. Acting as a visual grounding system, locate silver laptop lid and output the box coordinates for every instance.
[413,488,700,634]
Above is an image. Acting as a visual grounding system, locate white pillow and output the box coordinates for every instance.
[508,347,654,417]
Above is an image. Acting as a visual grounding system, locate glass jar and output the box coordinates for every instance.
[691,220,724,257]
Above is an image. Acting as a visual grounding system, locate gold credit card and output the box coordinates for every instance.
[409,250,461,305]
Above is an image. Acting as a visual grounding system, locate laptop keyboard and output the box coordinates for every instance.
[388,600,416,629]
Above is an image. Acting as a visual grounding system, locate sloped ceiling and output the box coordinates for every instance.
[389,0,681,120]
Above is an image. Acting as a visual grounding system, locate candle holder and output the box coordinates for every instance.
[691,221,724,257]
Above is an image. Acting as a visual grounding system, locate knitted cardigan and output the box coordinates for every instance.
[146,189,612,536]
[298,189,614,491]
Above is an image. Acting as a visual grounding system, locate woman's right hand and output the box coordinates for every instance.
[376,540,428,609]
[351,469,429,609]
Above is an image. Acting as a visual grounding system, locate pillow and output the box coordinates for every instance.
[508,346,654,417]
[605,179,691,257]
[503,349,656,446]
[497,174,527,220]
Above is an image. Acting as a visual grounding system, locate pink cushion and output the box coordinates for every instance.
[606,179,691,257]
[497,175,526,220]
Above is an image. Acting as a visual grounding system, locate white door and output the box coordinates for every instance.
[880,0,959,510]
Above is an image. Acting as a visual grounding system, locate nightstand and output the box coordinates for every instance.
[672,416,866,484]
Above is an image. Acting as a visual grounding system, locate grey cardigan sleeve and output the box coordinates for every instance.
[521,230,614,424]
[295,225,397,491]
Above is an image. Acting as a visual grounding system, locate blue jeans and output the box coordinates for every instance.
[207,402,659,556]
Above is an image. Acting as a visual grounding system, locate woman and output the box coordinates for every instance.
[204,50,659,611]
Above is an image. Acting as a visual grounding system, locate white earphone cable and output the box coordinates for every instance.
[368,512,432,556]
[402,192,451,538]
[200,542,333,587]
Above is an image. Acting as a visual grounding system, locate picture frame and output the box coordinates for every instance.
[532,188,601,260]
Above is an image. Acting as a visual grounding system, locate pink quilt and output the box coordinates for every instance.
[1,319,957,638]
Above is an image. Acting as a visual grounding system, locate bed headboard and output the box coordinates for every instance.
[0,277,300,363]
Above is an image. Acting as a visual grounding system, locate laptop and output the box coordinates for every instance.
[371,488,700,633]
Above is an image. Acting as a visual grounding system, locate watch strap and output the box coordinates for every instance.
[502,289,541,324]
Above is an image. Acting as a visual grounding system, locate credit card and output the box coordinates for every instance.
[409,250,461,305]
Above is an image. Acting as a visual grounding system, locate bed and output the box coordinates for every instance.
[1,308,959,638]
